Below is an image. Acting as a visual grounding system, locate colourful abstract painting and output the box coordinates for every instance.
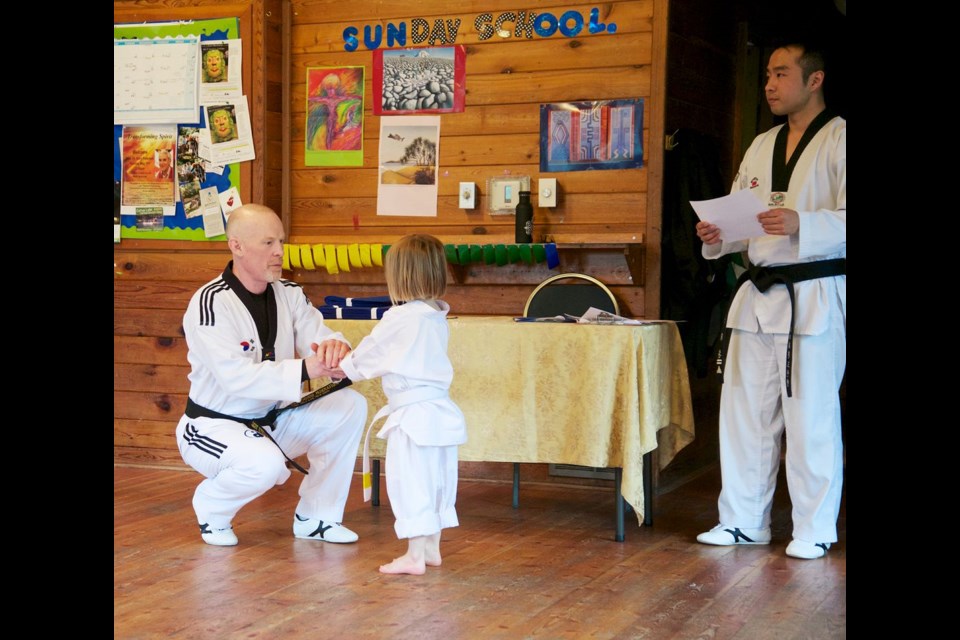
[305,66,365,167]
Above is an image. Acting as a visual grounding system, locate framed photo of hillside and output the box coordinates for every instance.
[376,115,441,216]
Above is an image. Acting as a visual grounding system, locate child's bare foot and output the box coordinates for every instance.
[425,532,442,566]
[379,556,425,575]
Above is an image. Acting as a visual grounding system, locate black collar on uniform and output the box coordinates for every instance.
[222,260,279,361]
[771,108,836,192]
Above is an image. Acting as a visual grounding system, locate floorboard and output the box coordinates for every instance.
[114,460,845,639]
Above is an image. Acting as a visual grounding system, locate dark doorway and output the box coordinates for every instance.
[736,0,847,155]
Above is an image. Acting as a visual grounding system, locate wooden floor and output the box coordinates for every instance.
[115,462,845,639]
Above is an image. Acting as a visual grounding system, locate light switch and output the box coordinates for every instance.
[487,176,531,213]
[459,182,476,209]
[539,178,557,207]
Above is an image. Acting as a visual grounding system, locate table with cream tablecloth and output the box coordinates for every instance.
[326,316,695,532]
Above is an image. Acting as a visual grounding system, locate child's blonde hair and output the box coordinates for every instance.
[384,234,447,305]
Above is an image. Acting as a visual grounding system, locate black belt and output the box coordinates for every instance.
[716,258,845,397]
[184,378,353,474]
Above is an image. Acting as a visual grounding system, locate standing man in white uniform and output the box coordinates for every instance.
[175,204,367,546]
[695,41,845,559]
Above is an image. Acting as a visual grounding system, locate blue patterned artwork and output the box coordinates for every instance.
[539,99,644,173]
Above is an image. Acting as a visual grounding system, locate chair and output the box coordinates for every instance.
[523,273,620,318]
[515,274,644,541]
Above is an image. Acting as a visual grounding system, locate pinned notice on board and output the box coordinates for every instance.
[200,187,225,238]
[114,16,243,243]
[218,187,242,222]
[114,36,200,125]
[199,98,256,165]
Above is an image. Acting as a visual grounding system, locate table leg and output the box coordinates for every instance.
[615,467,624,542]
[643,451,653,526]
[512,463,520,509]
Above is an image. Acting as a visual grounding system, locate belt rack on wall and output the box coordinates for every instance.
[282,234,644,287]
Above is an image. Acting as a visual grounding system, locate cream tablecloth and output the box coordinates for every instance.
[326,316,695,526]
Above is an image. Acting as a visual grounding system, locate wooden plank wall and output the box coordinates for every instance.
[286,0,665,317]
[289,1,656,236]
[114,0,668,469]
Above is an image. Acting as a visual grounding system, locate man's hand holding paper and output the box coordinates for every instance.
[757,208,800,236]
[690,189,767,243]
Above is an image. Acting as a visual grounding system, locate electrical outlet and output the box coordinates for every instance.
[539,178,557,207]
[459,182,476,209]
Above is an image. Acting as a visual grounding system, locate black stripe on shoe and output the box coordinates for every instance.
[728,528,758,543]
[296,515,332,539]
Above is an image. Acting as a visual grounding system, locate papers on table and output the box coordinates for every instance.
[513,315,575,323]
[690,189,766,242]
[514,308,674,325]
[577,308,668,325]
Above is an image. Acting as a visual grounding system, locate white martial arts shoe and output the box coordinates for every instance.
[697,524,771,546]
[293,514,359,543]
[786,539,831,559]
[199,523,238,546]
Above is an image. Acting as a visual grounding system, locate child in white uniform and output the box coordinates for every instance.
[335,234,467,575]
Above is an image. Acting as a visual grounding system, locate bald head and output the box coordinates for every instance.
[226,204,286,293]
[226,204,282,242]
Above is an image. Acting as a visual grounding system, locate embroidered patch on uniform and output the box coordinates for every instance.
[244,429,264,438]
[750,177,759,188]
[241,338,257,352]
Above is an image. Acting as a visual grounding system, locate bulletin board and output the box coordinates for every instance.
[113,16,241,241]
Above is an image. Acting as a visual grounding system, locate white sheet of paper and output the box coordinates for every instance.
[114,36,200,125]
[201,186,226,238]
[577,307,663,325]
[218,187,243,221]
[199,39,243,102]
[690,189,767,242]
[199,97,257,165]
[377,116,440,217]
[202,161,224,175]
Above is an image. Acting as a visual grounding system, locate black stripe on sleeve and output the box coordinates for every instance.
[198,280,230,327]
